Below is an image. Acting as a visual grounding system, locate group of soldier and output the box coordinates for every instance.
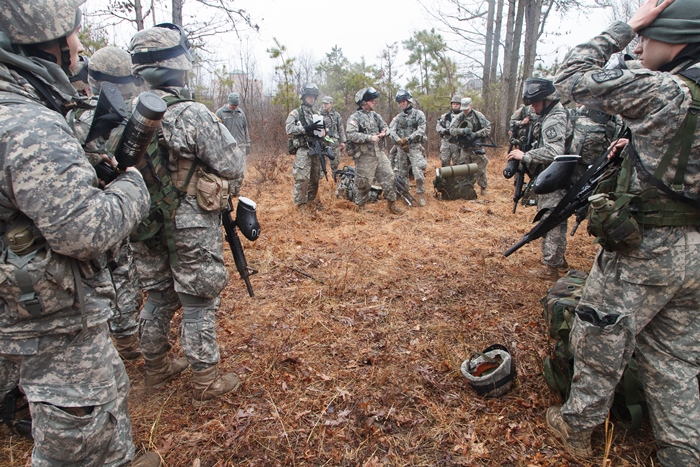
[285,84,494,214]
[1,0,700,465]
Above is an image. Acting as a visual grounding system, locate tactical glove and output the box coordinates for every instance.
[510,138,522,147]
[397,137,410,152]
[304,121,322,136]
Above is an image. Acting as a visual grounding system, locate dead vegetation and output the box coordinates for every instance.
[1,148,659,466]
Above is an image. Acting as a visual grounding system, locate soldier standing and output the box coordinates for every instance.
[436,94,463,167]
[128,24,247,401]
[449,97,492,195]
[216,92,251,156]
[286,83,326,211]
[569,105,621,182]
[320,96,346,175]
[346,87,404,214]
[67,46,147,361]
[548,0,700,464]
[388,90,428,207]
[509,104,539,151]
[0,1,156,464]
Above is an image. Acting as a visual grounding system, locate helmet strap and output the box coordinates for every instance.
[59,36,72,76]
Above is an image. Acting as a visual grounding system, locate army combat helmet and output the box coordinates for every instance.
[299,83,319,100]
[130,23,194,73]
[355,87,381,106]
[89,46,144,99]
[522,78,556,105]
[395,89,413,103]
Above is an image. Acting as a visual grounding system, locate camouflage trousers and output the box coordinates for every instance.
[292,146,321,206]
[562,226,700,467]
[0,355,19,398]
[329,144,341,174]
[108,240,142,338]
[133,197,227,371]
[455,147,489,190]
[537,189,568,268]
[1,323,135,465]
[439,138,460,167]
[393,145,427,194]
[355,149,397,205]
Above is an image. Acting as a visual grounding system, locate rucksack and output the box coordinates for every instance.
[542,269,646,430]
[433,175,477,200]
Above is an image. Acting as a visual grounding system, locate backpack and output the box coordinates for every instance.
[433,175,477,200]
[113,94,197,266]
[542,269,646,430]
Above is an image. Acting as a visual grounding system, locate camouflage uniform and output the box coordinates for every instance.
[569,106,621,182]
[320,104,346,173]
[128,26,246,402]
[388,106,428,194]
[555,20,700,466]
[66,46,145,346]
[0,4,150,463]
[509,104,540,149]
[286,104,323,206]
[216,101,251,155]
[436,109,461,167]
[346,109,398,206]
[449,107,492,190]
[520,101,570,269]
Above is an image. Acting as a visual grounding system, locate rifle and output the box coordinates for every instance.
[308,136,335,181]
[504,141,624,257]
[474,136,498,148]
[504,121,536,213]
[222,197,260,297]
[395,175,416,206]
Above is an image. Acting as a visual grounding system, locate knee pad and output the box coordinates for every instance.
[178,293,215,324]
[139,291,168,322]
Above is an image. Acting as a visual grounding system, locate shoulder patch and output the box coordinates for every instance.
[592,69,623,83]
[545,127,558,140]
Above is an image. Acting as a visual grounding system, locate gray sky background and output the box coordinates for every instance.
[89,0,616,90]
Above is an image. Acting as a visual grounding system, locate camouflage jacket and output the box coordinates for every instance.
[319,108,346,144]
[215,105,250,149]
[66,95,104,166]
[436,110,460,140]
[388,107,426,145]
[151,88,246,195]
[286,104,318,141]
[0,62,150,342]
[555,21,700,200]
[522,102,569,167]
[569,106,621,180]
[346,109,388,155]
[449,109,492,139]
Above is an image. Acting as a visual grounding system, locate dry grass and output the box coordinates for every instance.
[1,148,659,466]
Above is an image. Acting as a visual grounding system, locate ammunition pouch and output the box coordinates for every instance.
[195,167,229,212]
[586,192,643,253]
[287,137,298,155]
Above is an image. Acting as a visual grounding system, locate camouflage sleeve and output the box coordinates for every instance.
[475,111,491,138]
[387,115,399,141]
[375,113,389,134]
[9,107,149,260]
[523,107,568,165]
[436,113,447,132]
[346,113,372,144]
[214,107,224,121]
[285,108,305,136]
[509,107,525,127]
[242,111,251,145]
[166,102,246,182]
[554,21,679,120]
[337,113,346,143]
[408,110,426,143]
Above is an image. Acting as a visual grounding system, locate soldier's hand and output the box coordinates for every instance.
[371,134,381,143]
[522,116,530,125]
[449,128,460,136]
[304,121,322,136]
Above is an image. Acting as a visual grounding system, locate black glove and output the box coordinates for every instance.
[304,121,322,136]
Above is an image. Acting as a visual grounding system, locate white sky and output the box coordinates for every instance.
[89,0,617,90]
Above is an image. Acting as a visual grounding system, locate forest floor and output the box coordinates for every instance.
[1,147,659,466]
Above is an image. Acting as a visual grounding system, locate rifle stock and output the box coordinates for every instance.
[222,198,259,297]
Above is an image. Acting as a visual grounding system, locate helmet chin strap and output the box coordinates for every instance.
[59,36,72,76]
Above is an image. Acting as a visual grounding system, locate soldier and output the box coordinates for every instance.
[548,0,700,465]
[320,95,346,175]
[216,92,251,156]
[346,87,404,214]
[507,78,571,280]
[128,24,247,401]
[449,97,492,195]
[67,46,147,361]
[69,54,91,97]
[0,1,156,465]
[286,83,326,211]
[509,104,539,151]
[568,104,621,182]
[388,89,428,207]
[436,94,463,167]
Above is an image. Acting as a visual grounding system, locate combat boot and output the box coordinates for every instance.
[557,261,570,276]
[131,452,161,466]
[535,264,560,281]
[546,406,593,459]
[417,195,426,207]
[114,333,141,361]
[387,200,405,215]
[480,187,487,196]
[192,365,241,402]
[143,354,189,388]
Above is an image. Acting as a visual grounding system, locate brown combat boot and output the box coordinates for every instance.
[387,200,405,214]
[535,264,561,281]
[546,406,593,459]
[480,187,487,196]
[192,365,241,402]
[417,195,426,207]
[143,354,189,388]
[131,452,161,466]
[114,334,141,361]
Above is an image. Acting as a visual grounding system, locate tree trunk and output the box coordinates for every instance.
[522,0,543,87]
[482,0,495,113]
[500,0,525,138]
[172,0,184,26]
[134,0,144,30]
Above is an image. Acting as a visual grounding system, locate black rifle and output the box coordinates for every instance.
[308,137,335,181]
[395,175,416,206]
[222,198,260,297]
[504,141,624,257]
[504,122,536,213]
[474,136,498,148]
